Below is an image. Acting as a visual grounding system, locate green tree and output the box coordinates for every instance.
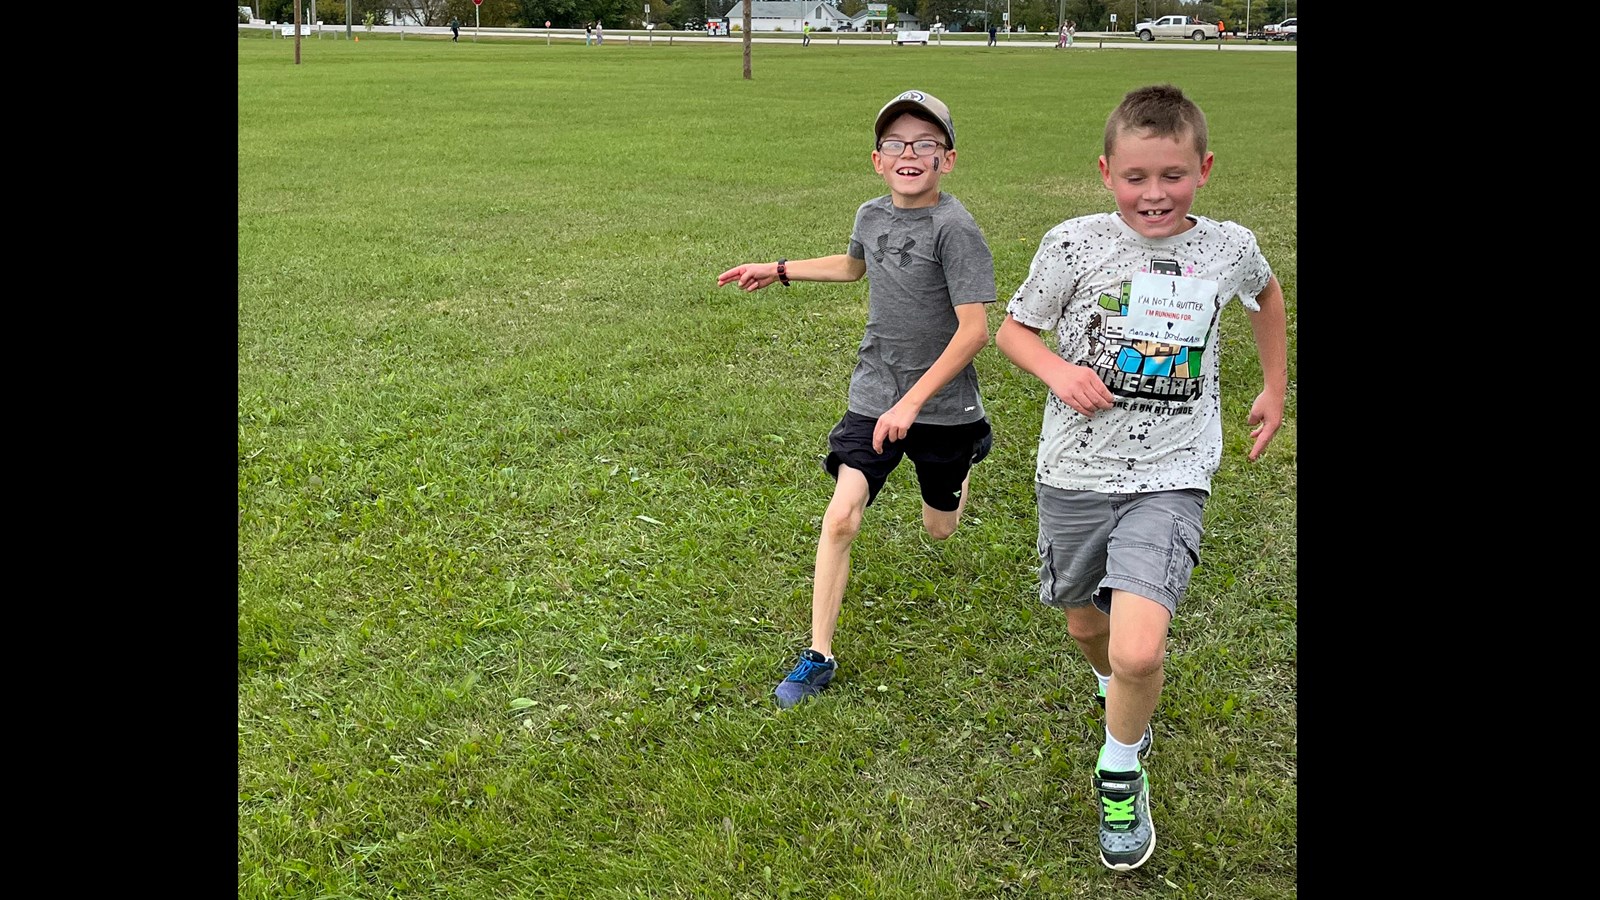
[443,0,519,25]
[513,2,588,27]
[1063,0,1108,30]
[257,0,391,25]
[915,0,963,30]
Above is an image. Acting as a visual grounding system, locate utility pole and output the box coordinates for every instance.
[293,0,301,63]
[346,0,351,39]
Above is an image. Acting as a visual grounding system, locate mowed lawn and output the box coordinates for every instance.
[239,32,1296,899]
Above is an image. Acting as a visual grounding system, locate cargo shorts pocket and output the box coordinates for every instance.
[1038,535,1097,607]
[1163,514,1203,597]
[1037,533,1057,602]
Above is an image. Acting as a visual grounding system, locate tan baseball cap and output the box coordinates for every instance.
[874,90,955,149]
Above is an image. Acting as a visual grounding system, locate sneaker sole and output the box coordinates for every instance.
[1100,833,1155,872]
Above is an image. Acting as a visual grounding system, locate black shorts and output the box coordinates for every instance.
[823,411,993,511]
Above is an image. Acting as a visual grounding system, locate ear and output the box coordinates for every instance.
[1098,155,1112,188]
[1197,151,1214,187]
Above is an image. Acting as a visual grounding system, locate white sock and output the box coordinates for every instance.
[1093,668,1111,697]
[1097,727,1144,774]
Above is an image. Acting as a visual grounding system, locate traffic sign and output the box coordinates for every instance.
[472,0,481,5]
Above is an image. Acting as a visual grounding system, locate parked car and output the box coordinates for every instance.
[836,22,855,32]
[1263,17,1296,40]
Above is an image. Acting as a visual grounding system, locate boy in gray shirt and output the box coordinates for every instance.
[717,90,996,708]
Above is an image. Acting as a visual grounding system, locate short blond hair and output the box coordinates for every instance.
[1104,84,1209,159]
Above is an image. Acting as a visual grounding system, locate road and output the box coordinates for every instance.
[241,23,1296,52]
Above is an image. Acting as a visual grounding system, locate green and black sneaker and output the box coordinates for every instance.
[1093,765,1155,872]
[1095,686,1153,758]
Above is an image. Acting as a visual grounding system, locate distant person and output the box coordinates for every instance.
[803,20,811,46]
[1057,20,1069,48]
[1218,19,1225,40]
[585,21,593,45]
[717,90,997,711]
[449,16,460,42]
[995,84,1288,873]
[1066,20,1075,46]
[988,24,997,45]
[595,20,603,44]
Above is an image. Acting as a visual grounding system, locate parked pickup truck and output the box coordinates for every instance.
[1134,15,1218,42]
[1263,17,1296,40]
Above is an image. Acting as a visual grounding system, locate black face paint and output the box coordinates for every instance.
[930,156,940,171]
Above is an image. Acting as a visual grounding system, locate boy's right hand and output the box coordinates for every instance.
[716,263,778,292]
[1049,365,1116,418]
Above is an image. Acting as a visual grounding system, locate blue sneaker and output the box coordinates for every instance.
[1095,686,1153,758]
[1094,766,1155,871]
[774,649,835,709]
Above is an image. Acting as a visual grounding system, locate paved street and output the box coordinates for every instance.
[242,23,1296,52]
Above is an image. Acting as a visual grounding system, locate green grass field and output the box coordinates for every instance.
[239,32,1296,899]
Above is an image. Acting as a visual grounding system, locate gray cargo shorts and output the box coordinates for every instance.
[1035,485,1207,617]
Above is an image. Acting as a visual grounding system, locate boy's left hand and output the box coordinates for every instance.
[1245,392,1284,461]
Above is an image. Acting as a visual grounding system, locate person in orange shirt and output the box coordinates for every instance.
[1218,20,1226,40]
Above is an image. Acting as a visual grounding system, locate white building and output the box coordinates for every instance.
[716,2,852,32]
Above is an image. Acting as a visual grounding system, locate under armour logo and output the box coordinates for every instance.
[872,233,916,267]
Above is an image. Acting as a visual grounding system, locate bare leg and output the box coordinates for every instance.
[809,466,870,658]
[1064,603,1112,677]
[1103,589,1170,748]
[920,472,971,541]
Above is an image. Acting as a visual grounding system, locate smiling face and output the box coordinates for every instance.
[1098,126,1213,240]
[872,111,954,209]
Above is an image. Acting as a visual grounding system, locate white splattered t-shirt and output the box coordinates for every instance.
[1006,212,1273,494]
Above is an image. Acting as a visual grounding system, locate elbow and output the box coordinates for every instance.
[994,325,1016,356]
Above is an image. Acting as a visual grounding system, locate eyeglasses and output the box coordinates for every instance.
[876,139,946,157]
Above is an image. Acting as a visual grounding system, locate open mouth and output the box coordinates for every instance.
[895,166,926,177]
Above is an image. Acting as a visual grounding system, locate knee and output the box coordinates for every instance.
[1065,609,1109,645]
[822,505,863,543]
[923,515,957,541]
[1107,644,1165,681]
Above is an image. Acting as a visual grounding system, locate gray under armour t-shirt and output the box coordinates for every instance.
[846,193,995,425]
